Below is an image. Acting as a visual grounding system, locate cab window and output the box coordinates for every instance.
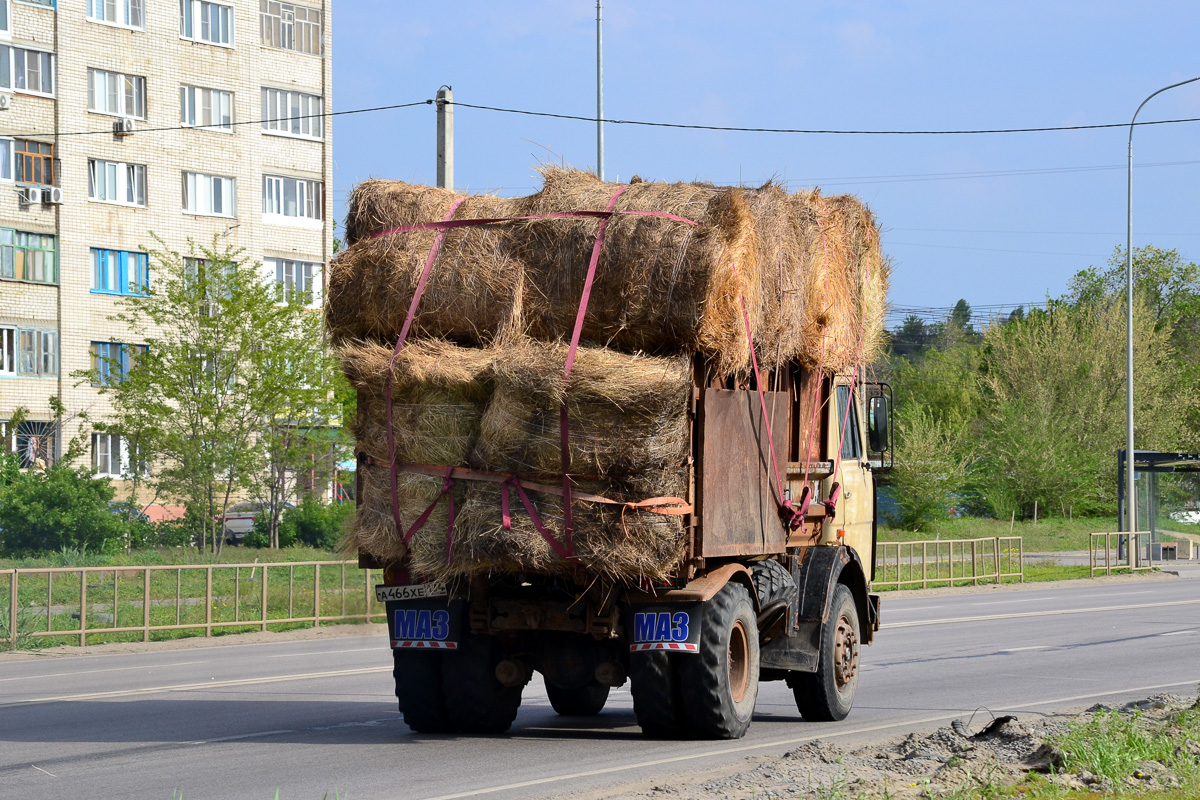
[836,385,862,460]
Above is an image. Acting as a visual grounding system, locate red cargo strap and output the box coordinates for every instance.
[400,466,458,562]
[500,475,575,562]
[560,186,629,555]
[386,197,465,538]
[364,208,698,241]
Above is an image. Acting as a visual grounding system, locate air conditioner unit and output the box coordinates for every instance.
[20,186,42,204]
[0,95,11,111]
[42,186,62,205]
[113,117,136,136]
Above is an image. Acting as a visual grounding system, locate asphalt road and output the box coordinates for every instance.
[2,576,1198,800]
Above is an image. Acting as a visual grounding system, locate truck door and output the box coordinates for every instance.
[823,383,873,557]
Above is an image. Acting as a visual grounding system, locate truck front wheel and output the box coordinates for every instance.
[789,583,860,721]
[544,678,610,716]
[393,649,451,733]
[679,582,760,739]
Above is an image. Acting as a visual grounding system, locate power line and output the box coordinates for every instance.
[447,100,1200,136]
[886,241,1109,258]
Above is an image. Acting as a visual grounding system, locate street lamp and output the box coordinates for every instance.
[1125,76,1200,552]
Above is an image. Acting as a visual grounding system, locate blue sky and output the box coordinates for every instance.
[331,1,1200,325]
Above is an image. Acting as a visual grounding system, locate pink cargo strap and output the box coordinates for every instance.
[500,475,575,562]
[386,197,466,539]
[365,208,697,241]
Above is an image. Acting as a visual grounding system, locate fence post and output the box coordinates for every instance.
[205,566,213,637]
[365,568,372,620]
[994,538,1000,584]
[79,569,87,647]
[921,542,927,589]
[261,564,269,632]
[143,568,150,642]
[8,571,17,649]
[313,564,321,627]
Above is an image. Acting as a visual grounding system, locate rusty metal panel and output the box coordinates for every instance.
[698,388,789,557]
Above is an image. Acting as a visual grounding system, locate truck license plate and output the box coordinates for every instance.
[375,582,448,603]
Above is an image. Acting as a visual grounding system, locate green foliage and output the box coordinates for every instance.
[888,404,972,530]
[0,466,122,555]
[246,497,353,550]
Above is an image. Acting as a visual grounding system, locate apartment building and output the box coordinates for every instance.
[0,0,333,492]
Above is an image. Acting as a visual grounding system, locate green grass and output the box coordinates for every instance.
[0,545,344,570]
[879,515,1119,552]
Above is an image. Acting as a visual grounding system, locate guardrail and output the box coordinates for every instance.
[1,561,387,649]
[873,537,1024,590]
[1089,532,1155,576]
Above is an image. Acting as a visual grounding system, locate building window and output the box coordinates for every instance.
[87,0,145,30]
[0,1,9,36]
[180,0,234,46]
[88,159,146,207]
[0,45,54,96]
[184,171,235,217]
[16,140,53,185]
[92,432,129,476]
[88,69,146,119]
[91,341,144,385]
[267,257,321,307]
[261,87,322,139]
[15,420,55,469]
[262,175,322,222]
[0,230,56,283]
[0,139,10,182]
[17,327,56,376]
[92,249,149,295]
[260,1,322,55]
[180,85,233,131]
[0,325,14,375]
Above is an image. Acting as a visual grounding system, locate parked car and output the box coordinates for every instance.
[108,500,151,524]
[221,501,294,544]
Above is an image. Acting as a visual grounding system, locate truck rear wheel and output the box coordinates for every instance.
[544,677,610,716]
[789,583,860,722]
[393,649,451,733]
[679,582,760,739]
[443,631,524,734]
[630,651,684,738]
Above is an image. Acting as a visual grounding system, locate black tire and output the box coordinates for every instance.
[789,583,860,722]
[442,631,523,734]
[749,559,795,611]
[393,649,451,733]
[544,677,610,716]
[630,650,684,738]
[679,583,760,739]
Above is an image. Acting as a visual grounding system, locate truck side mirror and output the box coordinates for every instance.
[868,395,890,452]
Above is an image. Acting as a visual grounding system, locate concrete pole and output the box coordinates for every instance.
[436,86,453,190]
[596,0,604,181]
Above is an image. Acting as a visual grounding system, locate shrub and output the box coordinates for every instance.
[246,496,353,550]
[0,466,124,555]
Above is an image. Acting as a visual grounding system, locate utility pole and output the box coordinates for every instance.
[596,0,604,181]
[436,86,454,190]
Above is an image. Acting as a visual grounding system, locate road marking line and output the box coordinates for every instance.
[265,648,381,658]
[884,598,1200,628]
[187,729,295,745]
[417,678,1200,800]
[1159,630,1197,636]
[998,646,1050,652]
[0,661,208,682]
[0,666,390,707]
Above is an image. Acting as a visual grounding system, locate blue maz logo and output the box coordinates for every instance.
[631,611,697,652]
[393,609,455,650]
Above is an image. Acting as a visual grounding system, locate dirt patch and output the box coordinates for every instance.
[0,622,389,662]
[575,693,1200,799]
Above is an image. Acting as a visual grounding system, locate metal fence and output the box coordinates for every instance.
[873,537,1024,590]
[1089,532,1156,576]
[1,561,387,648]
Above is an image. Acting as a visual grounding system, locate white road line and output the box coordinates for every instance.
[0,661,208,682]
[187,729,295,745]
[963,597,1054,606]
[997,646,1050,652]
[0,666,390,707]
[1159,630,1197,637]
[265,647,382,658]
[418,678,1200,800]
[884,598,1200,628]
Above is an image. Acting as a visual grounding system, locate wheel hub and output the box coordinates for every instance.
[728,620,750,703]
[833,615,858,689]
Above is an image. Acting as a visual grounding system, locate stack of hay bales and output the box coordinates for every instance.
[330,169,887,582]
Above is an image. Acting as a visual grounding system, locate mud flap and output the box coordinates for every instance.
[387,599,465,651]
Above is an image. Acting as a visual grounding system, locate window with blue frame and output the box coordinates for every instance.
[91,248,149,295]
[90,341,145,385]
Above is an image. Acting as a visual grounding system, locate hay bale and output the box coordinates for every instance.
[340,339,493,464]
[328,181,527,346]
[346,464,460,566]
[518,168,760,374]
[471,340,692,479]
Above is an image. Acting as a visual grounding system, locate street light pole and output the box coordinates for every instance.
[1125,75,1200,555]
[596,0,604,181]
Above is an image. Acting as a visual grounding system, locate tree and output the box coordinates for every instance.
[888,404,973,530]
[89,237,342,554]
